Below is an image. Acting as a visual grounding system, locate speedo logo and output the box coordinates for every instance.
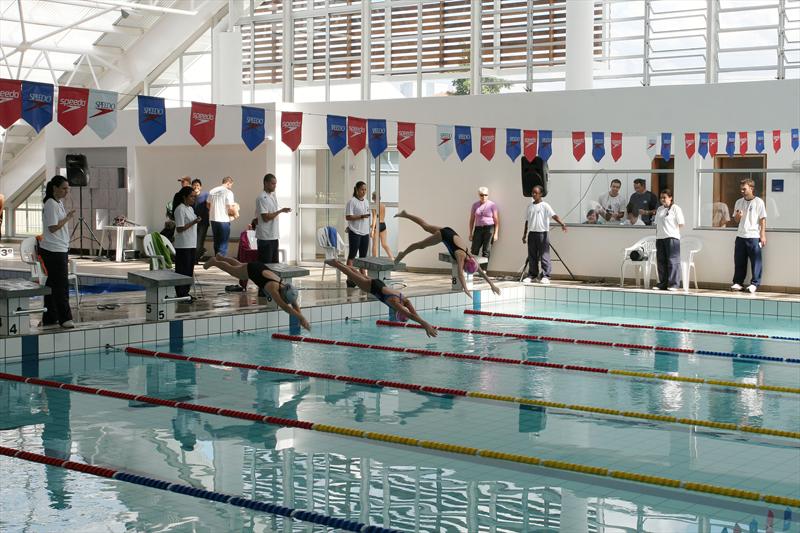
[192,112,214,124]
[0,89,20,103]
[143,107,163,115]
[246,116,264,125]
[28,93,52,103]
[59,98,86,113]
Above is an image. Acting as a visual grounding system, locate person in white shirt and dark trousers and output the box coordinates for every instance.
[653,189,684,291]
[732,178,767,293]
[40,175,75,329]
[522,185,567,285]
[173,186,200,297]
[256,173,291,264]
[207,177,237,256]
[345,181,370,287]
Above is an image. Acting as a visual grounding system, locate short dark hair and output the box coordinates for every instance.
[532,185,543,194]
[660,188,673,198]
[610,179,622,186]
[264,173,276,184]
[626,201,637,215]
[222,176,233,185]
[633,178,646,187]
[191,178,202,186]
[586,209,597,217]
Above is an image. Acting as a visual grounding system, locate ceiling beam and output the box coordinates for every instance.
[0,15,145,35]
[28,7,117,46]
[0,40,123,59]
[44,0,199,16]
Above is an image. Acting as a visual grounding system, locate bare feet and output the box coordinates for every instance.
[394,209,407,218]
[324,259,338,266]
[203,257,216,270]
[394,251,406,264]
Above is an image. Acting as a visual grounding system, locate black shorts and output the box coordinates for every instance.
[247,261,269,289]
[347,229,369,259]
[378,222,387,233]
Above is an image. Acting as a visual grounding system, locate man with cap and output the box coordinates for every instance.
[468,186,500,264]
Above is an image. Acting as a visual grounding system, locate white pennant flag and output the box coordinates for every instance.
[645,132,658,160]
[436,124,454,161]
[87,89,118,139]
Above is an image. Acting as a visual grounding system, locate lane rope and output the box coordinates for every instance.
[0,445,397,532]
[123,346,800,440]
[2,372,798,510]
[377,320,799,365]
[271,333,800,395]
[464,309,800,345]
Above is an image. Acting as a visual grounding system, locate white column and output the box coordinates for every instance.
[470,0,482,95]
[565,0,594,90]
[213,31,243,105]
[361,0,372,100]
[282,6,294,103]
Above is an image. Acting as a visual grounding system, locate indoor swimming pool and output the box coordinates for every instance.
[1,296,798,532]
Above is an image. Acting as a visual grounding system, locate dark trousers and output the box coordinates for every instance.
[527,231,551,279]
[347,229,369,260]
[210,221,230,256]
[174,248,196,297]
[470,225,495,260]
[257,239,279,264]
[733,237,762,286]
[195,220,209,259]
[40,249,73,326]
[655,237,681,289]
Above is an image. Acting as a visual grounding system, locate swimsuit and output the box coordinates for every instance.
[369,278,401,305]
[247,261,282,291]
[440,227,467,260]
[379,222,387,232]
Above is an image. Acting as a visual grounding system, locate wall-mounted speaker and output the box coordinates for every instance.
[66,154,88,187]
[521,156,548,197]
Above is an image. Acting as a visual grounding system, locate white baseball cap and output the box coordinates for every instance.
[478,187,489,195]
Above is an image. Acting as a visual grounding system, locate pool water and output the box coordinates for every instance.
[1,298,798,532]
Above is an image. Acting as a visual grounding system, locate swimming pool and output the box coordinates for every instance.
[1,293,798,532]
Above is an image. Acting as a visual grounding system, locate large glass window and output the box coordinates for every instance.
[148,28,213,106]
[13,181,44,236]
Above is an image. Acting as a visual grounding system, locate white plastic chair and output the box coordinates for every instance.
[316,226,345,283]
[679,236,702,291]
[143,233,175,270]
[20,236,81,308]
[620,235,658,288]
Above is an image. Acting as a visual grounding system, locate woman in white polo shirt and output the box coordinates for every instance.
[173,186,200,297]
[653,188,684,291]
[345,181,370,286]
[40,175,76,328]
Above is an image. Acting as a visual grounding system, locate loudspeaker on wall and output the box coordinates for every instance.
[521,156,548,197]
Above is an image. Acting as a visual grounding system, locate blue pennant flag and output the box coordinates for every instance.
[755,130,764,153]
[454,125,472,161]
[726,131,736,156]
[698,132,709,159]
[368,118,388,158]
[592,132,605,162]
[138,95,166,144]
[538,130,552,161]
[792,128,799,151]
[241,106,265,151]
[506,128,521,162]
[327,115,346,155]
[660,132,672,161]
[21,81,53,133]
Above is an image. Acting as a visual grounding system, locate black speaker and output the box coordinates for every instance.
[66,154,88,187]
[521,156,548,197]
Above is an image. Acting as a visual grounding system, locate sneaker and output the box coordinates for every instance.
[731,283,743,291]
[747,284,757,294]
[667,287,679,292]
[652,285,662,291]
[225,285,244,292]
[522,277,533,284]
[540,277,551,285]
[60,320,75,329]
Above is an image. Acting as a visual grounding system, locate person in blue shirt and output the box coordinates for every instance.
[192,178,210,261]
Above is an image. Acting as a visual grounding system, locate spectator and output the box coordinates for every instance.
[597,179,626,222]
[584,209,602,225]
[207,176,238,256]
[522,185,567,285]
[345,181,370,286]
[653,188,684,291]
[192,179,210,261]
[40,176,75,329]
[731,178,767,293]
[628,178,658,225]
[468,186,499,263]
[371,192,394,260]
[165,176,192,221]
[172,186,200,298]
[712,202,731,228]
[231,218,260,292]
[256,173,291,264]
[624,201,645,226]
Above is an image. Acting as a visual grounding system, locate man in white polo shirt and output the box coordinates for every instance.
[207,176,237,256]
[731,178,767,293]
[256,173,291,263]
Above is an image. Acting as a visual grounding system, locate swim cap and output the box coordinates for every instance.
[395,310,409,322]
[464,257,478,274]
[281,284,299,305]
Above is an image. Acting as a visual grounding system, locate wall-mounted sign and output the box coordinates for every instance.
[772,179,784,192]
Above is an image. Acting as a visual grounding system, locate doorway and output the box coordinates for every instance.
[713,155,767,228]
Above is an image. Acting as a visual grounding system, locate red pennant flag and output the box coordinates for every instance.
[738,131,748,155]
[189,101,216,147]
[397,121,415,158]
[772,129,781,152]
[708,132,718,157]
[0,78,22,129]
[480,127,496,161]
[684,133,696,159]
[347,116,366,155]
[523,130,538,162]
[610,132,622,161]
[572,131,585,161]
[281,111,303,151]
[57,85,89,135]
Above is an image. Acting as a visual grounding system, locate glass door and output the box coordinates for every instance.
[368,150,400,257]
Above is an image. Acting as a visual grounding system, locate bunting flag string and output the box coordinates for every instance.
[22,81,54,133]
[726,131,736,157]
[572,131,585,161]
[137,95,166,144]
[437,124,454,161]
[327,114,346,155]
[241,105,265,151]
[645,133,658,160]
[684,132,696,159]
[591,131,605,162]
[709,132,719,157]
[87,89,117,139]
[281,111,302,151]
[0,78,22,128]
[368,118,388,158]
[397,121,415,158]
[347,116,366,155]
[506,128,521,162]
[755,130,764,154]
[738,131,748,155]
[610,132,622,162]
[454,125,472,161]
[189,101,216,147]
[772,129,781,153]
[660,132,672,161]
[57,86,89,135]
[480,127,495,161]
[792,128,799,151]
[523,129,538,162]
[698,132,709,159]
[538,130,553,161]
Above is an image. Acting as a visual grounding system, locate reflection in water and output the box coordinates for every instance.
[43,386,72,510]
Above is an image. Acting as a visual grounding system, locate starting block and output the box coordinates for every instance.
[353,257,406,281]
[260,264,310,309]
[438,253,488,292]
[0,279,50,336]
[128,271,193,321]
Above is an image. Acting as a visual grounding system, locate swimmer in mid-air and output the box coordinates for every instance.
[325,259,438,338]
[394,210,501,298]
[204,254,310,331]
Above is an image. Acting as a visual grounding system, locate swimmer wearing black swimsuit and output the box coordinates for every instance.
[247,261,281,291]
[369,278,400,304]
[440,226,467,260]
